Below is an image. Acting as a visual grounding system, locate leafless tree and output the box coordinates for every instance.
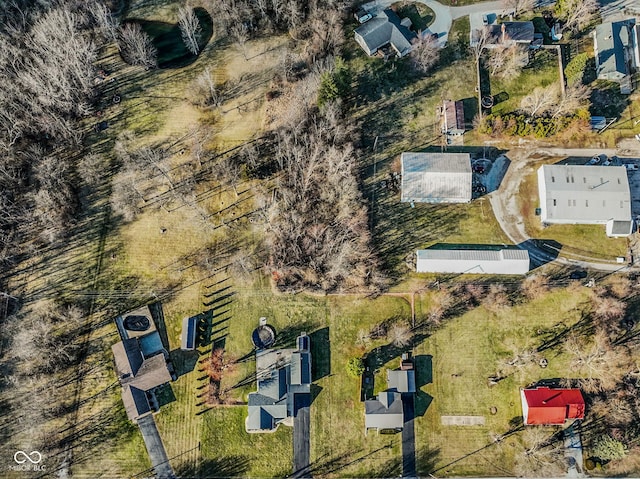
[564,331,633,392]
[190,67,224,107]
[118,23,157,69]
[502,0,535,17]
[388,322,413,347]
[410,34,440,74]
[608,276,633,299]
[78,152,107,186]
[514,428,565,477]
[522,274,550,300]
[483,283,511,311]
[178,6,202,55]
[231,23,249,60]
[520,86,557,117]
[91,1,120,43]
[551,83,591,118]
[560,0,598,34]
[487,45,527,80]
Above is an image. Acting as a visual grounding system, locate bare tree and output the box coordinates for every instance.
[190,67,223,107]
[502,0,535,17]
[118,23,157,69]
[410,34,440,74]
[514,428,565,477]
[91,1,120,43]
[520,86,557,117]
[551,82,591,118]
[230,23,249,60]
[522,274,550,300]
[78,152,107,186]
[388,322,413,347]
[178,6,202,55]
[487,45,527,80]
[560,0,598,34]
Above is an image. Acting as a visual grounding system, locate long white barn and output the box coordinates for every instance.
[416,248,530,274]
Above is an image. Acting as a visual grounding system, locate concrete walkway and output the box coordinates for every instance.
[563,424,585,478]
[138,414,176,479]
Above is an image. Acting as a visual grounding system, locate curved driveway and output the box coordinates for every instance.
[361,0,504,45]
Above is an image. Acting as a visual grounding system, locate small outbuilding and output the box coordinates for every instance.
[181,316,197,351]
[401,152,472,203]
[441,100,466,136]
[521,387,585,425]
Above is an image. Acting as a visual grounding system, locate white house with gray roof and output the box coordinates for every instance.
[364,391,404,433]
[354,9,416,58]
[538,164,633,237]
[401,152,472,203]
[246,333,312,432]
[594,19,640,94]
[416,247,530,274]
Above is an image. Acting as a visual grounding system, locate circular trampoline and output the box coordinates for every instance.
[252,324,276,349]
[123,315,151,331]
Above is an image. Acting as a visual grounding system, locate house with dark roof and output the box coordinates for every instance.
[482,21,535,48]
[521,387,585,425]
[594,19,639,94]
[354,9,417,58]
[112,305,174,422]
[441,100,466,136]
[246,333,312,432]
[364,354,416,434]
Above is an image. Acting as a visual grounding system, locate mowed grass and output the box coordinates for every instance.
[411,288,588,476]
[517,166,627,260]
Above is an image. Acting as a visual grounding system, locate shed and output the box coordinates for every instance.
[521,387,585,425]
[441,100,466,136]
[401,152,472,203]
[416,247,530,274]
[181,316,197,350]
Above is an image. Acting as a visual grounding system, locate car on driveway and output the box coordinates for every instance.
[588,154,607,165]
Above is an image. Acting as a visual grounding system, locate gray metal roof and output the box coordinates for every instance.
[538,165,631,223]
[354,9,416,56]
[501,22,535,42]
[401,152,472,203]
[416,248,530,274]
[387,370,416,393]
[290,351,311,386]
[364,392,404,430]
[595,20,633,79]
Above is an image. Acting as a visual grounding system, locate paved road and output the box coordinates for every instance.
[292,394,311,478]
[401,394,416,478]
[138,414,176,479]
[362,0,504,46]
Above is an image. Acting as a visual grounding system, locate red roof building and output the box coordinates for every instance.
[520,387,585,425]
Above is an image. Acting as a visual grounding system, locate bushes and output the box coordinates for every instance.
[480,113,584,138]
[346,357,365,378]
[565,53,590,85]
[592,435,628,461]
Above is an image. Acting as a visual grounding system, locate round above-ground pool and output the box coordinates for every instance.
[252,324,276,349]
[123,315,151,331]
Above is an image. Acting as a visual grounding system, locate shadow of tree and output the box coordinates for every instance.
[173,455,250,478]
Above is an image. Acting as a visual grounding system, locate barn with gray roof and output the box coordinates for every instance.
[401,152,472,203]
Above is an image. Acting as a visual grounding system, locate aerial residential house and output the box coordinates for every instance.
[416,247,530,274]
[246,333,312,432]
[441,100,466,136]
[481,21,535,48]
[354,9,417,58]
[594,19,639,94]
[401,152,472,203]
[112,305,174,422]
[537,164,633,237]
[521,387,585,425]
[364,391,404,433]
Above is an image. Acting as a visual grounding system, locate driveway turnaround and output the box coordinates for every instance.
[401,394,416,478]
[292,394,311,478]
[138,414,176,479]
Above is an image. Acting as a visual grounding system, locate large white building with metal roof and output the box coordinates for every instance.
[537,164,633,237]
[401,152,472,203]
[416,248,530,274]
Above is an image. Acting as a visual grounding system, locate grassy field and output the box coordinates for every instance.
[31,1,634,478]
